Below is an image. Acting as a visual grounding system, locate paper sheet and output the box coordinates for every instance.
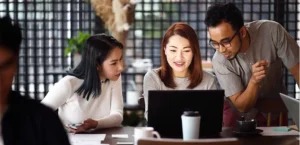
[112,134,129,138]
[116,142,134,145]
[70,140,100,145]
[68,133,106,145]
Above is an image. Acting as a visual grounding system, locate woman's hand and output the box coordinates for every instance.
[68,118,98,133]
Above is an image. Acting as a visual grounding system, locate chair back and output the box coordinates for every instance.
[138,138,241,145]
[138,97,145,108]
[255,97,288,126]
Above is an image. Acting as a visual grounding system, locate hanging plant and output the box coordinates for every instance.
[64,31,91,56]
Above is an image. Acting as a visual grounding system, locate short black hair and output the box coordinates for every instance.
[68,33,123,101]
[205,2,244,31]
[0,15,22,55]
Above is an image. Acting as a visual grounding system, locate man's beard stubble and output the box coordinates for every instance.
[228,36,242,61]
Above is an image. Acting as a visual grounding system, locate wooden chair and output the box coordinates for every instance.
[138,97,145,108]
[138,138,241,145]
[255,97,288,126]
[224,97,288,127]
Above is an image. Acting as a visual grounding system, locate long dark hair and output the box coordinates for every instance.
[159,22,203,89]
[68,33,123,100]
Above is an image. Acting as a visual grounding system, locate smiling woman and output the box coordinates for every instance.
[142,22,219,120]
[41,34,124,133]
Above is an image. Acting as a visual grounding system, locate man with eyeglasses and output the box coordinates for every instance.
[205,3,299,127]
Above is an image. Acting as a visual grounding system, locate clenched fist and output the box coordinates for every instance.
[250,60,268,85]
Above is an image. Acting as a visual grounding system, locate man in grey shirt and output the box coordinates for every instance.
[205,3,299,127]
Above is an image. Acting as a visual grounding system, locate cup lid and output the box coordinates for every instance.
[183,111,199,116]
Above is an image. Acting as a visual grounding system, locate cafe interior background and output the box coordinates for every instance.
[0,0,299,126]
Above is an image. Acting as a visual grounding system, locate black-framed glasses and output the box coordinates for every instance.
[209,31,240,49]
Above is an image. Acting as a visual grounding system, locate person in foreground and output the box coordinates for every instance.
[143,22,218,120]
[0,15,70,145]
[205,2,299,127]
[42,34,124,133]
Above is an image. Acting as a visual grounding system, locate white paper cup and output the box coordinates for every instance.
[181,111,201,140]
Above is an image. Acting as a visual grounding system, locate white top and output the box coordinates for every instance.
[41,75,123,129]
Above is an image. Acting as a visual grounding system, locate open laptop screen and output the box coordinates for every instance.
[147,90,224,138]
[280,93,299,129]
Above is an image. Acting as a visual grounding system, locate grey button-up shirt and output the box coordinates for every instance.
[212,20,299,118]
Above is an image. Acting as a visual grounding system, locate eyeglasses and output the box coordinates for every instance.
[209,31,240,49]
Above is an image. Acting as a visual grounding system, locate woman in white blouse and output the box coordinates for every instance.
[42,34,124,133]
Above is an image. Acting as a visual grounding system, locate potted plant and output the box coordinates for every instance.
[64,31,91,67]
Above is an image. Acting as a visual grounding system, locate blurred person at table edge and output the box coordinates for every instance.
[0,15,70,145]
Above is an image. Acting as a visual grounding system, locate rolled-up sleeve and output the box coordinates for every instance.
[212,60,244,97]
[272,22,299,69]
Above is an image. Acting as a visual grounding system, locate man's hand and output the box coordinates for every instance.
[250,60,268,85]
[68,118,98,133]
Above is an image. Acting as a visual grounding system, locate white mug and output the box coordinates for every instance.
[134,127,160,145]
[181,111,201,140]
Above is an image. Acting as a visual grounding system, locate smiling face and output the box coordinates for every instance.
[0,47,17,101]
[99,47,123,81]
[164,35,193,77]
[208,21,242,60]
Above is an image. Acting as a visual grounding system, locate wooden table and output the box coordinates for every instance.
[220,127,299,145]
[89,126,299,145]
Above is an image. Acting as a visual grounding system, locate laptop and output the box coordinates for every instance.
[147,90,224,138]
[280,93,299,128]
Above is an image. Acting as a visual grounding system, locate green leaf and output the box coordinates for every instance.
[64,46,73,56]
[68,38,76,45]
[64,31,90,57]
